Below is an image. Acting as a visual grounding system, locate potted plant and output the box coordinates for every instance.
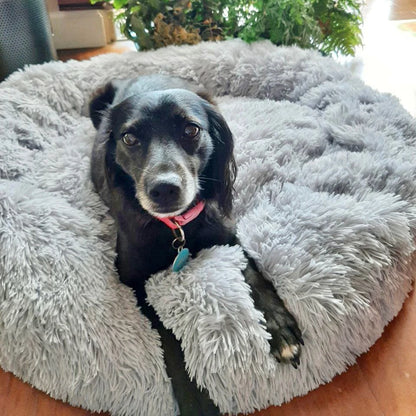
[91,0,363,56]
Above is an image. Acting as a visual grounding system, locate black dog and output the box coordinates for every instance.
[90,75,303,415]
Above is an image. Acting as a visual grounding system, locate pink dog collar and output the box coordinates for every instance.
[157,200,206,230]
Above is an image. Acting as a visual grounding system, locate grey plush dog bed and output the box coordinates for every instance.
[1,40,416,415]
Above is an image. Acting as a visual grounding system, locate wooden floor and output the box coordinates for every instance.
[56,40,137,62]
[2,1,416,415]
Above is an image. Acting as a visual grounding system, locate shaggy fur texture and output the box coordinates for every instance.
[1,40,416,415]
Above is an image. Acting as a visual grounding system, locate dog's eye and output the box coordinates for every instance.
[122,133,138,146]
[183,124,200,139]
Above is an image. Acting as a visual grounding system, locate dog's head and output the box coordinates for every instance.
[90,76,236,218]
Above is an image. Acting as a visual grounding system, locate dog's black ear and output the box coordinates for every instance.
[202,105,237,217]
[196,90,217,106]
[89,81,118,129]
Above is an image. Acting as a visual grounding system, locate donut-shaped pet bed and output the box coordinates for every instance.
[1,40,415,415]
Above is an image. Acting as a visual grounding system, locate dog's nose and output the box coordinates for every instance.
[149,182,181,204]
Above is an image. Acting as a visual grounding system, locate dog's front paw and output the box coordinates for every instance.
[265,310,304,369]
[241,261,304,369]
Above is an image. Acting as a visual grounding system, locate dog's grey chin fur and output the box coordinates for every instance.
[148,206,191,218]
[136,192,196,218]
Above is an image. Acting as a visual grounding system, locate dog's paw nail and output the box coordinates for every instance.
[272,353,281,363]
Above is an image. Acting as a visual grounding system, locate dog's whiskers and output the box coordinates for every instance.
[199,175,221,183]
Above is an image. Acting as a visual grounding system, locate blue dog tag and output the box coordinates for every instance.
[172,248,189,272]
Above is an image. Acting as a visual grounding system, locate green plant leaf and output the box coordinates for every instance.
[113,0,130,9]
[96,0,363,56]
